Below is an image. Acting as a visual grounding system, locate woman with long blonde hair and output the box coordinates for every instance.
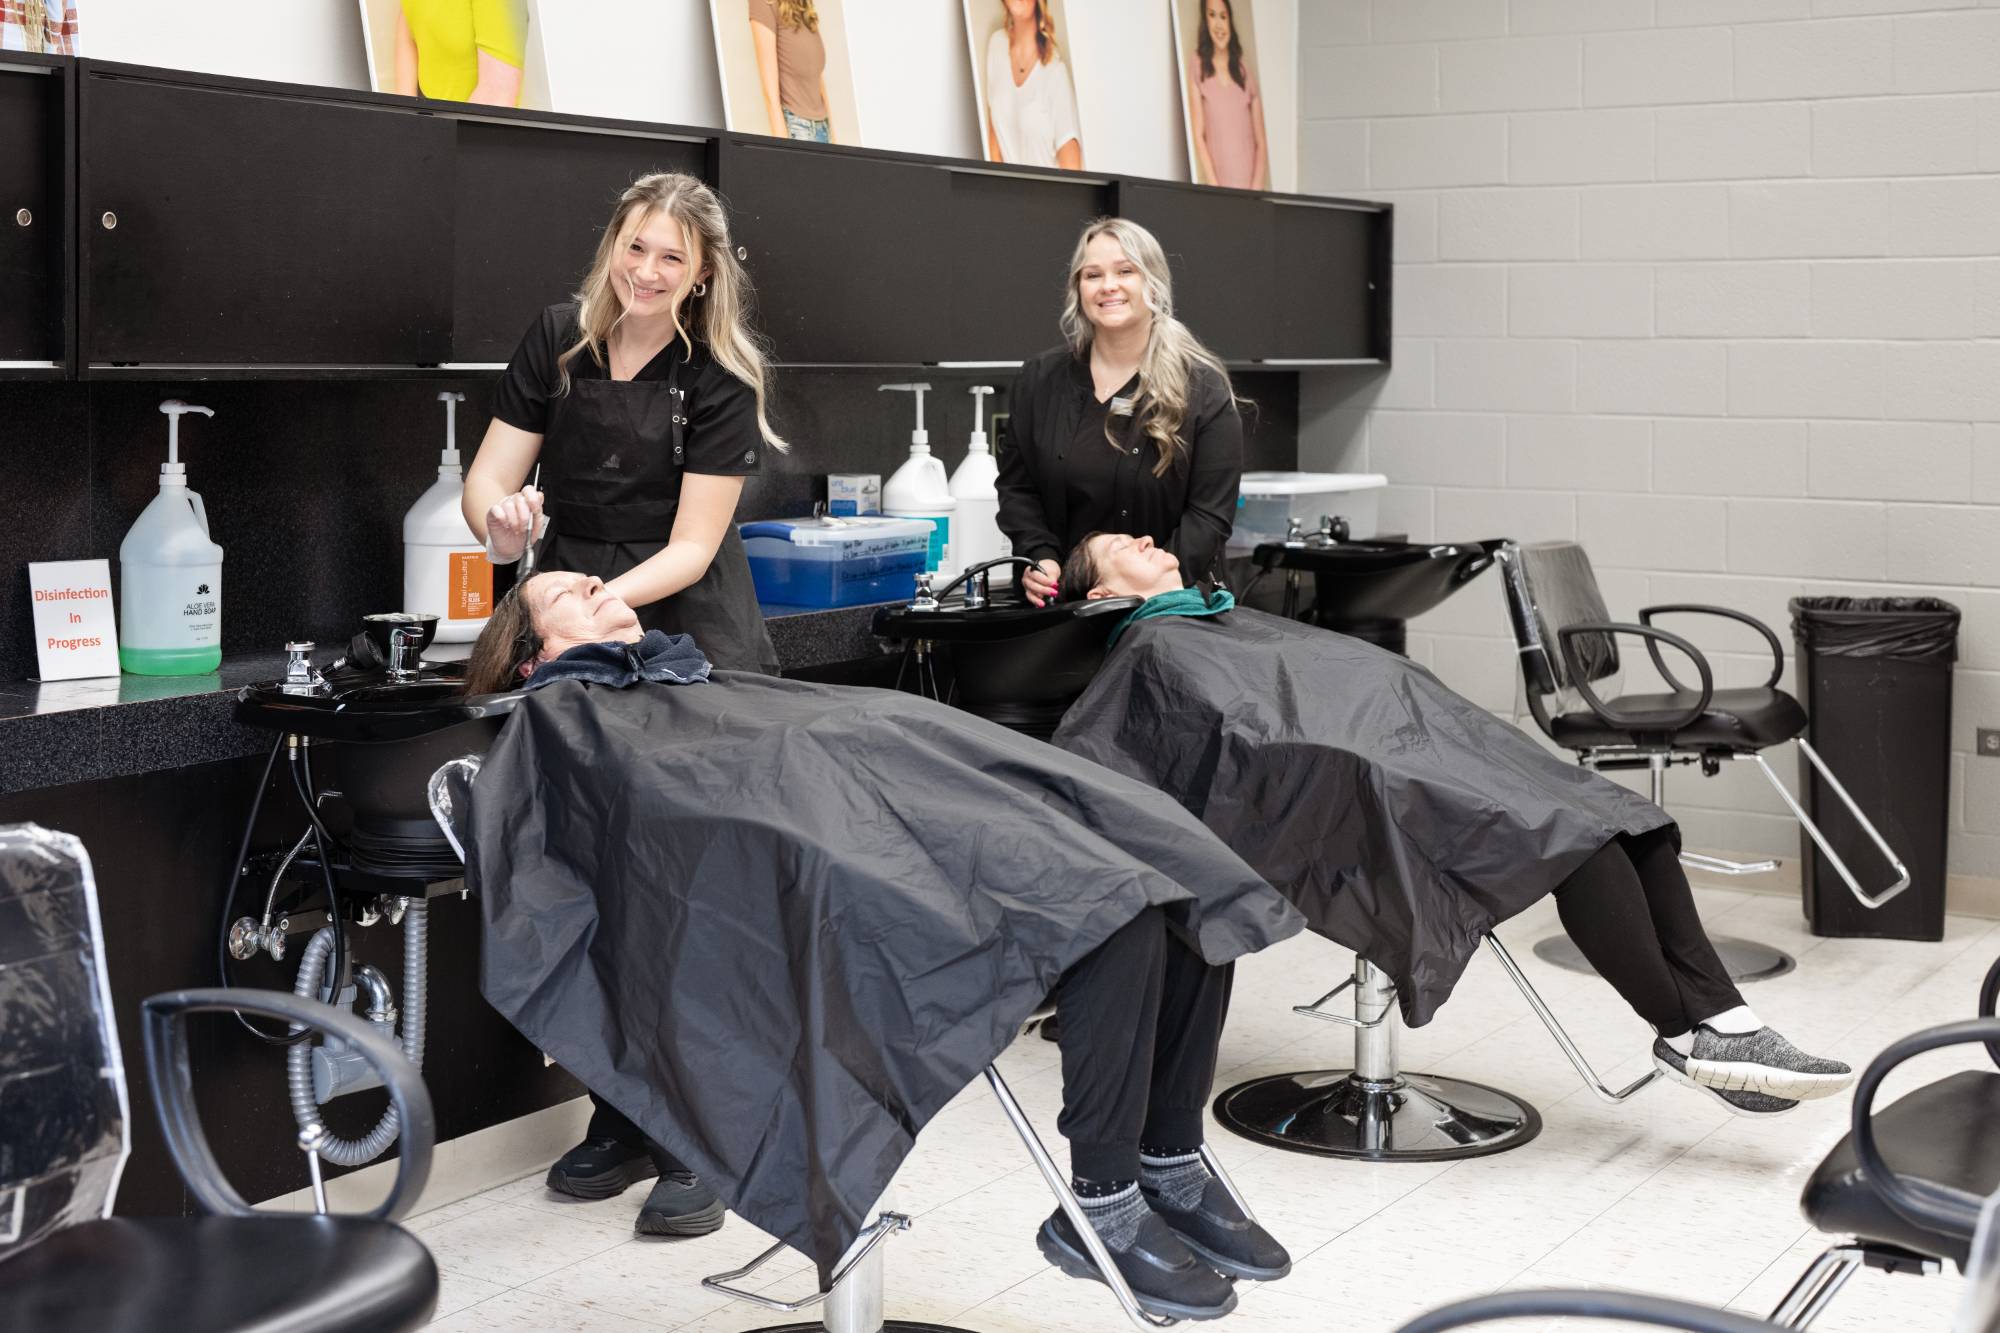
[463,172,786,1235]
[749,0,836,142]
[983,0,1083,169]
[996,216,1242,605]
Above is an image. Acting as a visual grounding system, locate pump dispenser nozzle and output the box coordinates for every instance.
[878,383,933,448]
[157,400,215,480]
[967,385,995,451]
[436,391,466,470]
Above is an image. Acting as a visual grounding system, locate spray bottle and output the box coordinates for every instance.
[948,385,1007,582]
[403,391,492,642]
[879,383,959,580]
[119,401,224,676]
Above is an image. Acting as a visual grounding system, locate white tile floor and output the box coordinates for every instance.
[415,886,1996,1332]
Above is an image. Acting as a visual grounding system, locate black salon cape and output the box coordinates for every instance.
[1051,609,1672,1027]
[468,673,1301,1277]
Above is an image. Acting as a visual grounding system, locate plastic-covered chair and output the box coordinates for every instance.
[0,824,439,1333]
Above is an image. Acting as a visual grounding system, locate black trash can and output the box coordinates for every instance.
[1789,597,1960,941]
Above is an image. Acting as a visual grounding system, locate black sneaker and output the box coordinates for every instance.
[1036,1207,1237,1321]
[635,1170,725,1237]
[1652,1039,1802,1118]
[1142,1176,1291,1282]
[1665,1026,1853,1101]
[545,1136,658,1200]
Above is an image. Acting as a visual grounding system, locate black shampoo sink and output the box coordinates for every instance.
[1240,538,1505,654]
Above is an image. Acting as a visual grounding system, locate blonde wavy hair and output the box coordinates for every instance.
[558,172,787,450]
[775,0,819,32]
[1003,0,1059,64]
[1059,217,1234,478]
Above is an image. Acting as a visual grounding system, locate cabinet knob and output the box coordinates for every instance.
[13,208,29,228]
[736,245,748,261]
[101,211,118,230]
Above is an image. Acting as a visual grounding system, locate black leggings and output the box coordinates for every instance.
[1552,827,1743,1036]
[1053,908,1233,1182]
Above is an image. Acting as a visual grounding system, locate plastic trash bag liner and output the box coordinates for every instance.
[468,673,1302,1278]
[1053,608,1672,1027]
[0,825,130,1265]
[1961,1190,2000,1333]
[1791,596,1960,662]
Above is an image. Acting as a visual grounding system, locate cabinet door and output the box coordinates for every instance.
[0,64,64,366]
[1117,181,1276,363]
[718,141,947,364]
[944,170,1109,363]
[80,74,453,366]
[452,123,706,364]
[1268,199,1383,362]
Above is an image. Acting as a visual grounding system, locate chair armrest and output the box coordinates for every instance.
[1557,622,1714,734]
[1851,1016,2000,1244]
[1640,604,1785,690]
[142,988,435,1223]
[1982,955,2000,1068]
[1397,1289,1780,1332]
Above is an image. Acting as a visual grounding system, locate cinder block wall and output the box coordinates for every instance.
[1295,0,2000,893]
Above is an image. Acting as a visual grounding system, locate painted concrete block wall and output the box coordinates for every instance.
[1297,1,2000,891]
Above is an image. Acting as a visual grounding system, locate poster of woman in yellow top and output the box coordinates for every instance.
[357,0,553,110]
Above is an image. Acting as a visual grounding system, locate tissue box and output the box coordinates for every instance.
[826,473,882,517]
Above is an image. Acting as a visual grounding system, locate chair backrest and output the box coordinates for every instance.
[1962,1190,2000,1333]
[426,755,484,865]
[1499,541,1621,696]
[0,825,130,1263]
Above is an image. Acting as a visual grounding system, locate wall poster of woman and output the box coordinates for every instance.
[2,0,80,54]
[1171,0,1267,191]
[358,0,551,109]
[963,0,1083,171]
[711,0,860,145]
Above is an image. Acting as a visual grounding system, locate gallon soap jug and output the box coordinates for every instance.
[948,385,1007,583]
[879,382,959,580]
[119,401,224,676]
[403,390,492,642]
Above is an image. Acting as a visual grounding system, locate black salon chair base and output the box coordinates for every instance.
[1532,933,1797,984]
[0,1215,438,1333]
[747,1324,977,1332]
[1214,1068,1542,1162]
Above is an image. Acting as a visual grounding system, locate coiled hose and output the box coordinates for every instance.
[285,897,428,1167]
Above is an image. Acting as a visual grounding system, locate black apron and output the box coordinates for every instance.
[534,358,777,674]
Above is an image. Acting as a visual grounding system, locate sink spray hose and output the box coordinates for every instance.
[285,897,429,1168]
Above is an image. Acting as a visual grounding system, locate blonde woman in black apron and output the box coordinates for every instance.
[464,170,785,1235]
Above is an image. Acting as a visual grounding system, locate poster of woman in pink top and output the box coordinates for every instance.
[1173,0,1268,191]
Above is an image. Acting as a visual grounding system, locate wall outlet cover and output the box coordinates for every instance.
[1980,729,2000,757]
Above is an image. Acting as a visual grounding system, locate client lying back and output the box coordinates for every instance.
[1054,533,1854,1120]
[460,571,1301,1322]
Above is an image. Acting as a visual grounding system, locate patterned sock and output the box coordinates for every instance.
[1073,1181,1148,1251]
[1139,1145,1209,1211]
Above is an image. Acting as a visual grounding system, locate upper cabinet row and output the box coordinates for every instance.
[2,60,1390,375]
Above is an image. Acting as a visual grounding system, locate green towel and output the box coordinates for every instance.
[1110,586,1236,647]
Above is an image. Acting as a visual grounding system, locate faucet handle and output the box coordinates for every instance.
[910,571,939,612]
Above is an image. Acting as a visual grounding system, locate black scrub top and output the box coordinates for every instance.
[995,345,1243,586]
[493,302,778,673]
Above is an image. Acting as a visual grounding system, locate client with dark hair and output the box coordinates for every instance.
[460,571,1303,1320]
[1054,533,1854,1118]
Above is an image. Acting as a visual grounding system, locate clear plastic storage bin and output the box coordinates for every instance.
[1231,472,1389,550]
[741,517,933,608]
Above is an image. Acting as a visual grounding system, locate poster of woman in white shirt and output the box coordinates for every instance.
[963,0,1083,170]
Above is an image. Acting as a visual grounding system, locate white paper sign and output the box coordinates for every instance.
[29,560,120,681]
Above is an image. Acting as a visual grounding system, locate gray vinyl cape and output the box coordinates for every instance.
[1051,608,1672,1027]
[468,673,1302,1277]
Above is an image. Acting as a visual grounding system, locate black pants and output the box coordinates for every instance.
[1054,908,1234,1182]
[1552,827,1743,1036]
[582,1092,693,1175]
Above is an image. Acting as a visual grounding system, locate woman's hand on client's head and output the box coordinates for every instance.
[1022,558,1062,607]
[485,486,545,562]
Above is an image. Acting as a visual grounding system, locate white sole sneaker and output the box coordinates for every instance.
[1681,1056,1853,1101]
[1652,1048,1800,1119]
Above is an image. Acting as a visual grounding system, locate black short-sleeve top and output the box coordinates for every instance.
[492,302,764,476]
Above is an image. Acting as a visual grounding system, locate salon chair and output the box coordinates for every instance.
[428,755,1252,1331]
[0,824,439,1333]
[1498,541,1909,982]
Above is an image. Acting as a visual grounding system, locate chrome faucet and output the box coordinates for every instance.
[910,571,939,612]
[962,567,990,611]
[1308,514,1351,548]
[282,641,325,695]
[387,627,421,682]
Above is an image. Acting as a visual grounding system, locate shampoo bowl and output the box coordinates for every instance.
[1246,538,1505,654]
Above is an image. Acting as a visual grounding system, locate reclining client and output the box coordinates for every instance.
[1054,533,1855,1119]
[460,570,1299,1321]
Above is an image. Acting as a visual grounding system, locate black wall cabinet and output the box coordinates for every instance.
[81,72,455,366]
[944,169,1110,363]
[0,59,67,368]
[1269,199,1382,362]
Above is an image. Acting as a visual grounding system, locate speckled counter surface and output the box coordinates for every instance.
[0,601,900,796]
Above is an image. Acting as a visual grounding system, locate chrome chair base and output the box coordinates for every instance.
[1213,1068,1542,1162]
[747,1324,978,1332]
[1531,933,1796,984]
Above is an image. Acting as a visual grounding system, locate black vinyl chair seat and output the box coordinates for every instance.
[1801,1068,2000,1270]
[1549,686,1807,751]
[0,1215,439,1333]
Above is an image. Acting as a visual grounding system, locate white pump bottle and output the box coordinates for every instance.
[402,391,492,642]
[119,401,224,676]
[948,385,1009,583]
[879,383,960,580]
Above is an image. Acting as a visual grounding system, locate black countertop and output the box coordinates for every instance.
[0,600,899,796]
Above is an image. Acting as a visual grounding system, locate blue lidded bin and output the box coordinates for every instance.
[741,517,933,609]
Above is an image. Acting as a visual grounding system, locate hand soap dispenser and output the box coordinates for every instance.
[119,400,224,676]
[879,382,959,580]
[948,385,1008,582]
[403,390,492,642]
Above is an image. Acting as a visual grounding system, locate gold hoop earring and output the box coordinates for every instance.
[692,281,708,298]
